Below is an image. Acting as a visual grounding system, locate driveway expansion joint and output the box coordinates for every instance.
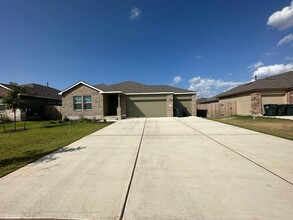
[174,118,293,186]
[119,118,147,220]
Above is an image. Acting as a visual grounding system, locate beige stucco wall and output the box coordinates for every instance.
[261,91,286,104]
[219,94,251,115]
[220,91,287,116]
[61,84,103,120]
[261,91,286,113]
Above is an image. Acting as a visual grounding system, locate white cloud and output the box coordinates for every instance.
[267,1,293,30]
[130,7,141,20]
[248,61,264,71]
[173,76,182,84]
[253,63,293,79]
[188,76,243,98]
[277,34,293,46]
[286,56,293,61]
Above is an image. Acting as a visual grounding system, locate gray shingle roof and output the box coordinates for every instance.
[95,81,192,93]
[217,71,293,98]
[1,83,61,100]
[197,96,219,104]
[21,83,61,100]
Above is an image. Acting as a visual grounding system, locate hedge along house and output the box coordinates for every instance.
[59,81,196,120]
[215,71,293,116]
[0,83,62,121]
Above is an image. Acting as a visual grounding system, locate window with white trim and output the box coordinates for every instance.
[73,96,82,110]
[83,95,92,110]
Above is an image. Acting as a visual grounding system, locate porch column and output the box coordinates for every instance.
[120,95,126,119]
[117,94,122,120]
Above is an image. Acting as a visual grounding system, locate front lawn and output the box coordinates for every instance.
[213,116,293,140]
[0,121,109,177]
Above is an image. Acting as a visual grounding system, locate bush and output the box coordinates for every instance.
[78,116,91,123]
[63,116,70,122]
[1,115,11,122]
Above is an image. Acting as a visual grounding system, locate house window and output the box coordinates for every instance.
[83,95,92,110]
[0,98,5,111]
[73,96,82,110]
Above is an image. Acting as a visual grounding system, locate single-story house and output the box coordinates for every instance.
[59,81,196,119]
[0,83,62,121]
[203,71,293,116]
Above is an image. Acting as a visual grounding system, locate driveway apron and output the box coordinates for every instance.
[0,117,293,220]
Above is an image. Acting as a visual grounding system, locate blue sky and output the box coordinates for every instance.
[0,0,292,97]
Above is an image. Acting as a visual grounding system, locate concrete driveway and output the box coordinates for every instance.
[0,117,293,219]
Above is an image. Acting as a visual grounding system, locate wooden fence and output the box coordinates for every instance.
[197,101,237,118]
[43,105,62,120]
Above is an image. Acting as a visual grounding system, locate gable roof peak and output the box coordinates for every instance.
[59,81,104,95]
[0,83,12,91]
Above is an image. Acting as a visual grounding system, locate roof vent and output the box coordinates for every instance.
[255,75,257,81]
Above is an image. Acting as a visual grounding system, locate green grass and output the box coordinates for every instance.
[0,121,109,177]
[213,116,293,140]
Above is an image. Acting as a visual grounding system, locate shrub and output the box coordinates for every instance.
[79,116,91,123]
[63,116,70,122]
[1,115,11,122]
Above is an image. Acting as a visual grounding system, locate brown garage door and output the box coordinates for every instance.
[126,95,167,117]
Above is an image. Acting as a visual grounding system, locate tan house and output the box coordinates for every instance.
[213,71,293,116]
[0,83,61,121]
[59,81,196,120]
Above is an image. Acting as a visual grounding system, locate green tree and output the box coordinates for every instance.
[3,82,29,131]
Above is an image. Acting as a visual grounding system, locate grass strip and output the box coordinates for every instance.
[0,121,109,177]
[212,116,293,140]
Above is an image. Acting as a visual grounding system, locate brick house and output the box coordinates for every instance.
[201,71,293,116]
[0,83,61,121]
[59,81,196,120]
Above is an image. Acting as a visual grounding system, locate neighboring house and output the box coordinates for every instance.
[0,83,62,121]
[59,81,196,119]
[204,71,293,116]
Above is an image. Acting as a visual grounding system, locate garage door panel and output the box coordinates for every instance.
[127,100,166,117]
[262,95,285,105]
